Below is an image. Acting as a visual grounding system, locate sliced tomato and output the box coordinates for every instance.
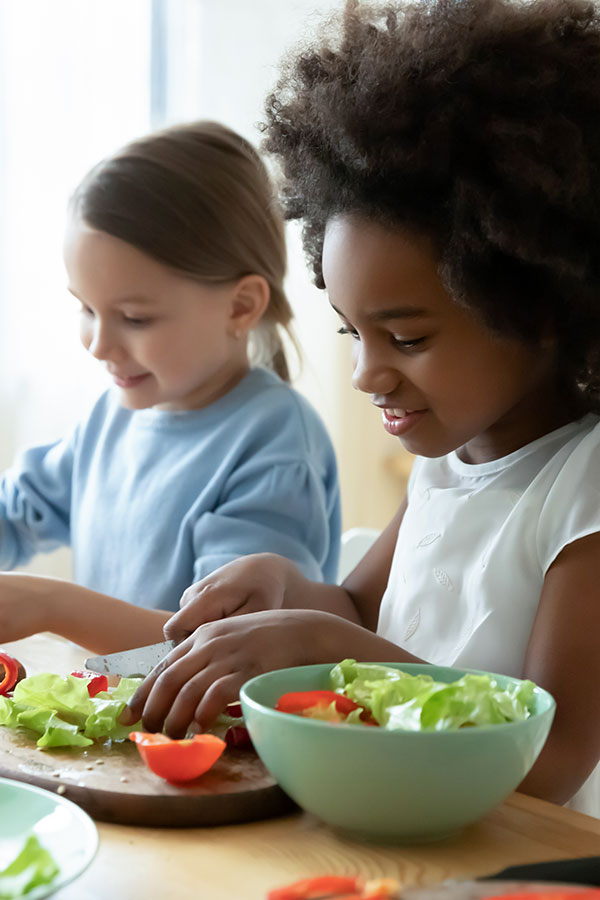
[129,731,226,783]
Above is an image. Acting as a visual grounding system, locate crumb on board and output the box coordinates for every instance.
[120,776,129,783]
[56,785,66,795]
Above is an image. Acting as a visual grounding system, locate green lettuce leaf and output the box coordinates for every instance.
[330,660,536,731]
[0,672,143,748]
[0,834,59,899]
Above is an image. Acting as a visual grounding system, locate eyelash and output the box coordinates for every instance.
[80,307,152,328]
[336,326,426,350]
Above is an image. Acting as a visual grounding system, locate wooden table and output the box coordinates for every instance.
[3,634,599,900]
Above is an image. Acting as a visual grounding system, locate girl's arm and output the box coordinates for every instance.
[164,501,407,642]
[0,573,171,654]
[123,502,419,736]
[518,530,600,804]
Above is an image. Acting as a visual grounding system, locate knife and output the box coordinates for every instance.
[84,639,176,678]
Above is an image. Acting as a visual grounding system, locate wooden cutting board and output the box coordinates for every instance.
[0,727,295,827]
[0,635,295,827]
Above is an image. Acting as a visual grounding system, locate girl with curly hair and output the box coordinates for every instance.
[126,0,600,815]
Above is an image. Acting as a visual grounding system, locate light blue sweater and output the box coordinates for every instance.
[0,369,341,611]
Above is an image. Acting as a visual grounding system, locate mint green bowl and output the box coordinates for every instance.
[240,663,555,843]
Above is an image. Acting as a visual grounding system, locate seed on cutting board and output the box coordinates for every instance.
[56,785,66,795]
[95,759,104,765]
[120,776,129,783]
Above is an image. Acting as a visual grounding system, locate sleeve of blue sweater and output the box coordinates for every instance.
[191,455,337,584]
[0,433,76,569]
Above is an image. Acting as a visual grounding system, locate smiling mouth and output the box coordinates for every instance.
[380,407,427,436]
[111,373,149,388]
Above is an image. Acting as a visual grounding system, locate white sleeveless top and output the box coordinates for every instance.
[377,415,600,817]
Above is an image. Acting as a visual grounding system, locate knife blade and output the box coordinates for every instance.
[84,639,176,678]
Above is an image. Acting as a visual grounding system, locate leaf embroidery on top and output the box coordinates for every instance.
[416,532,441,547]
[404,608,420,641]
[434,568,454,591]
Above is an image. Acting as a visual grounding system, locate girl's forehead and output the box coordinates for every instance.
[322,214,447,312]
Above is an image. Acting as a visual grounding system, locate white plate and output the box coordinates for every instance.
[0,776,98,898]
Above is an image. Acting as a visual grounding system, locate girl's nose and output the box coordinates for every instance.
[351,344,400,395]
[84,319,118,361]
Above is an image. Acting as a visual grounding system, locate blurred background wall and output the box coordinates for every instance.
[0,0,413,581]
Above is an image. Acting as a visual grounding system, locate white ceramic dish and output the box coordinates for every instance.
[0,776,98,898]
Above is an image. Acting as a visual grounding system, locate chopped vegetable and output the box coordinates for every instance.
[0,653,26,696]
[129,731,226,783]
[225,725,253,749]
[0,672,142,748]
[326,660,537,731]
[486,894,600,900]
[266,875,402,900]
[267,875,362,900]
[275,690,376,725]
[0,834,59,899]
[70,670,109,697]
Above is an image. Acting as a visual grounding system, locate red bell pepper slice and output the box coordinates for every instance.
[267,875,403,900]
[225,724,254,749]
[129,731,226,783]
[276,691,361,717]
[0,652,26,695]
[267,875,362,900]
[226,701,243,718]
[70,670,109,697]
[485,894,600,900]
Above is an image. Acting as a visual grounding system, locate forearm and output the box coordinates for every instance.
[517,720,598,805]
[1,573,171,654]
[312,611,426,664]
[276,556,364,624]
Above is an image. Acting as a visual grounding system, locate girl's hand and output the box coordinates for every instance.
[165,553,297,643]
[122,609,373,738]
[122,609,419,738]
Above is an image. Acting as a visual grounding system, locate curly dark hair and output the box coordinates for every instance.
[263,0,600,412]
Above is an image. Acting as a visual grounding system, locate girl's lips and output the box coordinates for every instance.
[381,407,427,437]
[112,373,149,389]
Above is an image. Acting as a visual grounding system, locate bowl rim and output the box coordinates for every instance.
[240,661,556,737]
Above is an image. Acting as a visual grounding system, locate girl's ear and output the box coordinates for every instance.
[228,275,270,337]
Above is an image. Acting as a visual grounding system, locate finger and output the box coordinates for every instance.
[165,582,248,641]
[193,672,247,731]
[161,662,229,738]
[119,638,192,726]
[137,645,216,735]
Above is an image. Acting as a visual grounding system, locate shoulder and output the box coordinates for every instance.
[541,415,600,492]
[235,369,335,453]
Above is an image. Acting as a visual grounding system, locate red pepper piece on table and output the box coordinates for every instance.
[0,652,26,695]
[226,701,243,718]
[70,670,109,697]
[129,731,226,783]
[225,724,254,749]
[267,875,362,900]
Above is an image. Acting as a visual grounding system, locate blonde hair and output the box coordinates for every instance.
[71,120,296,381]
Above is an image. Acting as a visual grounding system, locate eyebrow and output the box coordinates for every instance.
[331,302,429,321]
[67,288,157,306]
